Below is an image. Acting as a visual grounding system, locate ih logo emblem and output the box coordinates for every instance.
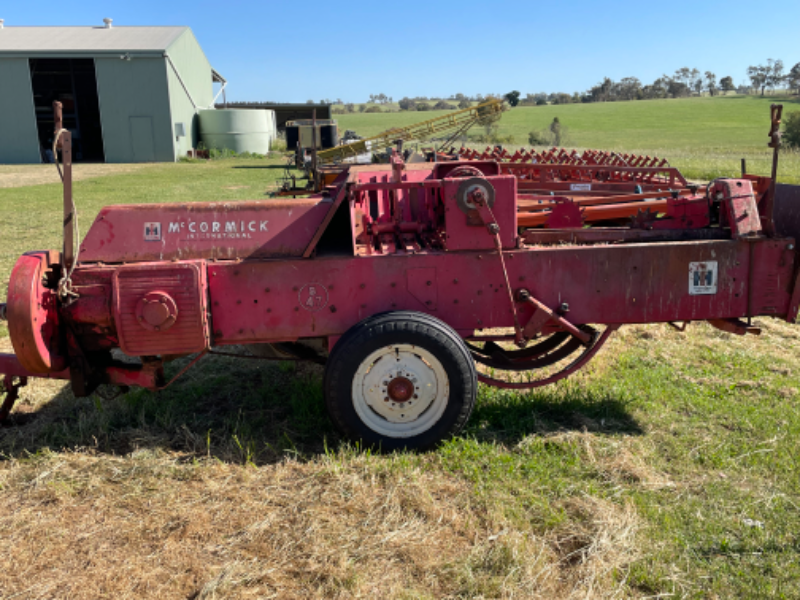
[688,261,718,295]
[298,283,329,312]
[144,222,162,241]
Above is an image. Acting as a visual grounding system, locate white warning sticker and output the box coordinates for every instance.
[570,183,592,191]
[689,261,718,295]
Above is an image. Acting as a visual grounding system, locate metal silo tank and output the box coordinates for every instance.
[198,108,275,153]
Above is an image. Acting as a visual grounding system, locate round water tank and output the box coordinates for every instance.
[198,109,275,154]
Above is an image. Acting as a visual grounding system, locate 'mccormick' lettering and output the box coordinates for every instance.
[164,218,269,240]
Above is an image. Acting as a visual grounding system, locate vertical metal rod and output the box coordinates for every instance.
[311,109,318,191]
[62,134,74,270]
[741,158,747,177]
[763,104,783,237]
[53,101,74,270]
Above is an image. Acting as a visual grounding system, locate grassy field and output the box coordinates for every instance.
[1,97,800,597]
[338,95,800,185]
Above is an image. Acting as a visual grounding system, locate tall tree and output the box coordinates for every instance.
[616,77,642,101]
[748,63,771,96]
[719,76,735,93]
[766,59,785,92]
[705,71,717,96]
[788,63,800,94]
[504,90,521,107]
[588,77,614,102]
[690,68,703,94]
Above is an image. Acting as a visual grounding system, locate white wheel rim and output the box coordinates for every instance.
[352,343,450,438]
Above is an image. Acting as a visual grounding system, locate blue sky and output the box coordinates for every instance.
[3,0,798,102]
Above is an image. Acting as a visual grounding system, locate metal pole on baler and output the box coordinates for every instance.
[763,104,783,237]
[53,100,74,272]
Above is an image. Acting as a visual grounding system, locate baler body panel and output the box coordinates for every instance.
[79,198,334,263]
[206,238,794,346]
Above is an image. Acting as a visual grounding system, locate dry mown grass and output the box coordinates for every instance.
[0,334,648,599]
[0,449,641,599]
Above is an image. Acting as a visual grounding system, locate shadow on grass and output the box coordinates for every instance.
[0,355,642,464]
[466,384,643,444]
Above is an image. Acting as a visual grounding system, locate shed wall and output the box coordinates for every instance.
[94,56,173,162]
[0,58,41,163]
[165,30,213,159]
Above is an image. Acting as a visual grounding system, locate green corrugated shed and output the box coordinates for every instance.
[0,23,220,163]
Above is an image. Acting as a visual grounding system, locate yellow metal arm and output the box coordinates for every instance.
[317,98,505,164]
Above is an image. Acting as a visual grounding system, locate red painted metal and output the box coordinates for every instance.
[713,179,762,238]
[546,198,583,229]
[518,290,592,344]
[442,176,517,251]
[6,252,66,373]
[113,262,209,356]
[200,240,768,345]
[79,199,334,263]
[1,120,800,415]
[0,353,69,379]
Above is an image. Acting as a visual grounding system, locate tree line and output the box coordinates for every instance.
[504,60,799,107]
[230,59,799,113]
[352,59,799,110]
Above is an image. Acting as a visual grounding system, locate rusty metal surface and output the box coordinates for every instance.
[714,179,762,238]
[78,198,334,263]
[773,184,800,240]
[748,239,796,317]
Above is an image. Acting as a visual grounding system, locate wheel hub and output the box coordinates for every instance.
[352,344,450,438]
[386,376,414,402]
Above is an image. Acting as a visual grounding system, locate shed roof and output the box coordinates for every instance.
[0,26,188,53]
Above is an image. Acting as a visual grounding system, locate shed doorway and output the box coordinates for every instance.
[29,58,105,162]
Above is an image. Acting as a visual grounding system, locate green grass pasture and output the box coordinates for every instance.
[339,95,800,184]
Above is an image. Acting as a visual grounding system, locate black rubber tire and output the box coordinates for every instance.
[324,311,477,452]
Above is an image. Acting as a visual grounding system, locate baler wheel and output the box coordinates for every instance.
[324,311,476,451]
